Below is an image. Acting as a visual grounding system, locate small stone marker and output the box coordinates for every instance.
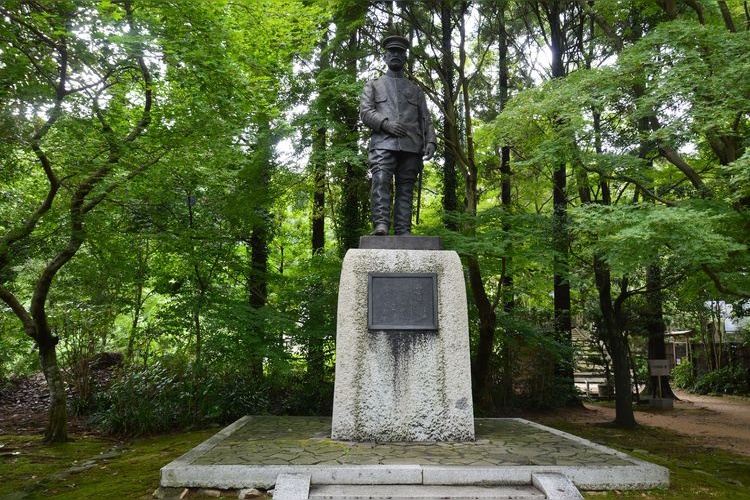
[272,473,310,500]
[532,472,583,499]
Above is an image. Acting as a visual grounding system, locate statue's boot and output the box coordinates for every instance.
[370,169,392,235]
[393,178,415,235]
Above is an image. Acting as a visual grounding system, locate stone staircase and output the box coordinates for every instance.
[272,472,583,499]
[572,328,611,398]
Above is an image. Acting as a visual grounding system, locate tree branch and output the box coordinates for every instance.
[83,150,169,213]
[30,176,88,336]
[702,264,750,298]
[124,0,153,143]
[0,13,68,269]
[575,0,623,51]
[0,155,60,269]
[684,0,706,25]
[718,0,738,32]
[577,162,678,207]
[0,6,58,47]
[0,284,36,341]
[658,146,706,193]
[648,114,706,192]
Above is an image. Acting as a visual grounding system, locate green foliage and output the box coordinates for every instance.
[0,319,36,380]
[670,361,696,389]
[4,0,750,438]
[92,357,334,435]
[571,202,746,273]
[512,327,579,410]
[92,361,195,435]
[692,365,750,396]
[673,361,750,396]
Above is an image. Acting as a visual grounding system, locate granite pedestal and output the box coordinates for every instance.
[331,236,474,442]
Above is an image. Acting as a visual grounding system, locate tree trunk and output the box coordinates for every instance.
[39,337,69,442]
[340,163,362,252]
[468,255,498,411]
[126,239,151,363]
[593,258,637,428]
[307,163,327,383]
[609,324,637,427]
[645,263,676,399]
[193,297,203,369]
[312,125,326,255]
[336,26,366,253]
[248,221,268,380]
[308,124,327,383]
[126,273,144,362]
[583,109,636,424]
[451,5,498,411]
[440,1,459,230]
[247,116,272,381]
[497,1,515,406]
[718,1,737,32]
[545,0,575,398]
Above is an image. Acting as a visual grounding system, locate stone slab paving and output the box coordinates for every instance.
[160,416,669,491]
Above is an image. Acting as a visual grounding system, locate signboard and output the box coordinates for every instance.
[648,359,670,377]
[368,273,438,331]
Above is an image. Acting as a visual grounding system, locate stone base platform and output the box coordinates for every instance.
[160,416,668,493]
[648,398,674,410]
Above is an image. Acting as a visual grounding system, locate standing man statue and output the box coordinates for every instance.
[360,34,437,236]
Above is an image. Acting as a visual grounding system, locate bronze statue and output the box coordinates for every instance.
[360,34,437,236]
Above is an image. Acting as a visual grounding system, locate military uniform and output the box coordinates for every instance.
[360,36,436,236]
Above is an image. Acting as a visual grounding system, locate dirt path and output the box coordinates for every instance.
[562,390,750,457]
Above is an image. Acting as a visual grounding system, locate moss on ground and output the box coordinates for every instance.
[543,418,750,499]
[1,420,749,499]
[0,429,216,499]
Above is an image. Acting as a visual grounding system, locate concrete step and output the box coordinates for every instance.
[307,484,545,499]
[272,472,583,500]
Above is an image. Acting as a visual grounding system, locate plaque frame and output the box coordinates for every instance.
[367,272,438,331]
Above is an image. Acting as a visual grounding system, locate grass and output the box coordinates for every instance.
[1,418,749,499]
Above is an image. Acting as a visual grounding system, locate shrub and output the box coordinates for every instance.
[91,362,192,435]
[670,361,696,390]
[693,365,750,396]
[90,360,334,435]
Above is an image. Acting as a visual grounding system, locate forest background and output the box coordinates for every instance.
[1,0,749,444]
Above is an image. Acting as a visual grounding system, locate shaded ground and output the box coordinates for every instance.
[534,390,750,457]
[0,372,105,436]
[2,373,750,456]
[2,377,750,499]
[1,373,66,435]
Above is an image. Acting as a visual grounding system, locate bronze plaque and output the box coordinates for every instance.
[368,273,438,331]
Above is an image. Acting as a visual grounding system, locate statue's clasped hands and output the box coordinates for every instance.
[382,119,408,138]
[383,119,435,160]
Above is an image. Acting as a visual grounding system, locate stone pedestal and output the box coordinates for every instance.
[331,238,474,442]
[648,398,674,410]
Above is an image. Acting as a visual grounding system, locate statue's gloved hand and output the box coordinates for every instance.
[382,119,408,137]
[423,142,436,160]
